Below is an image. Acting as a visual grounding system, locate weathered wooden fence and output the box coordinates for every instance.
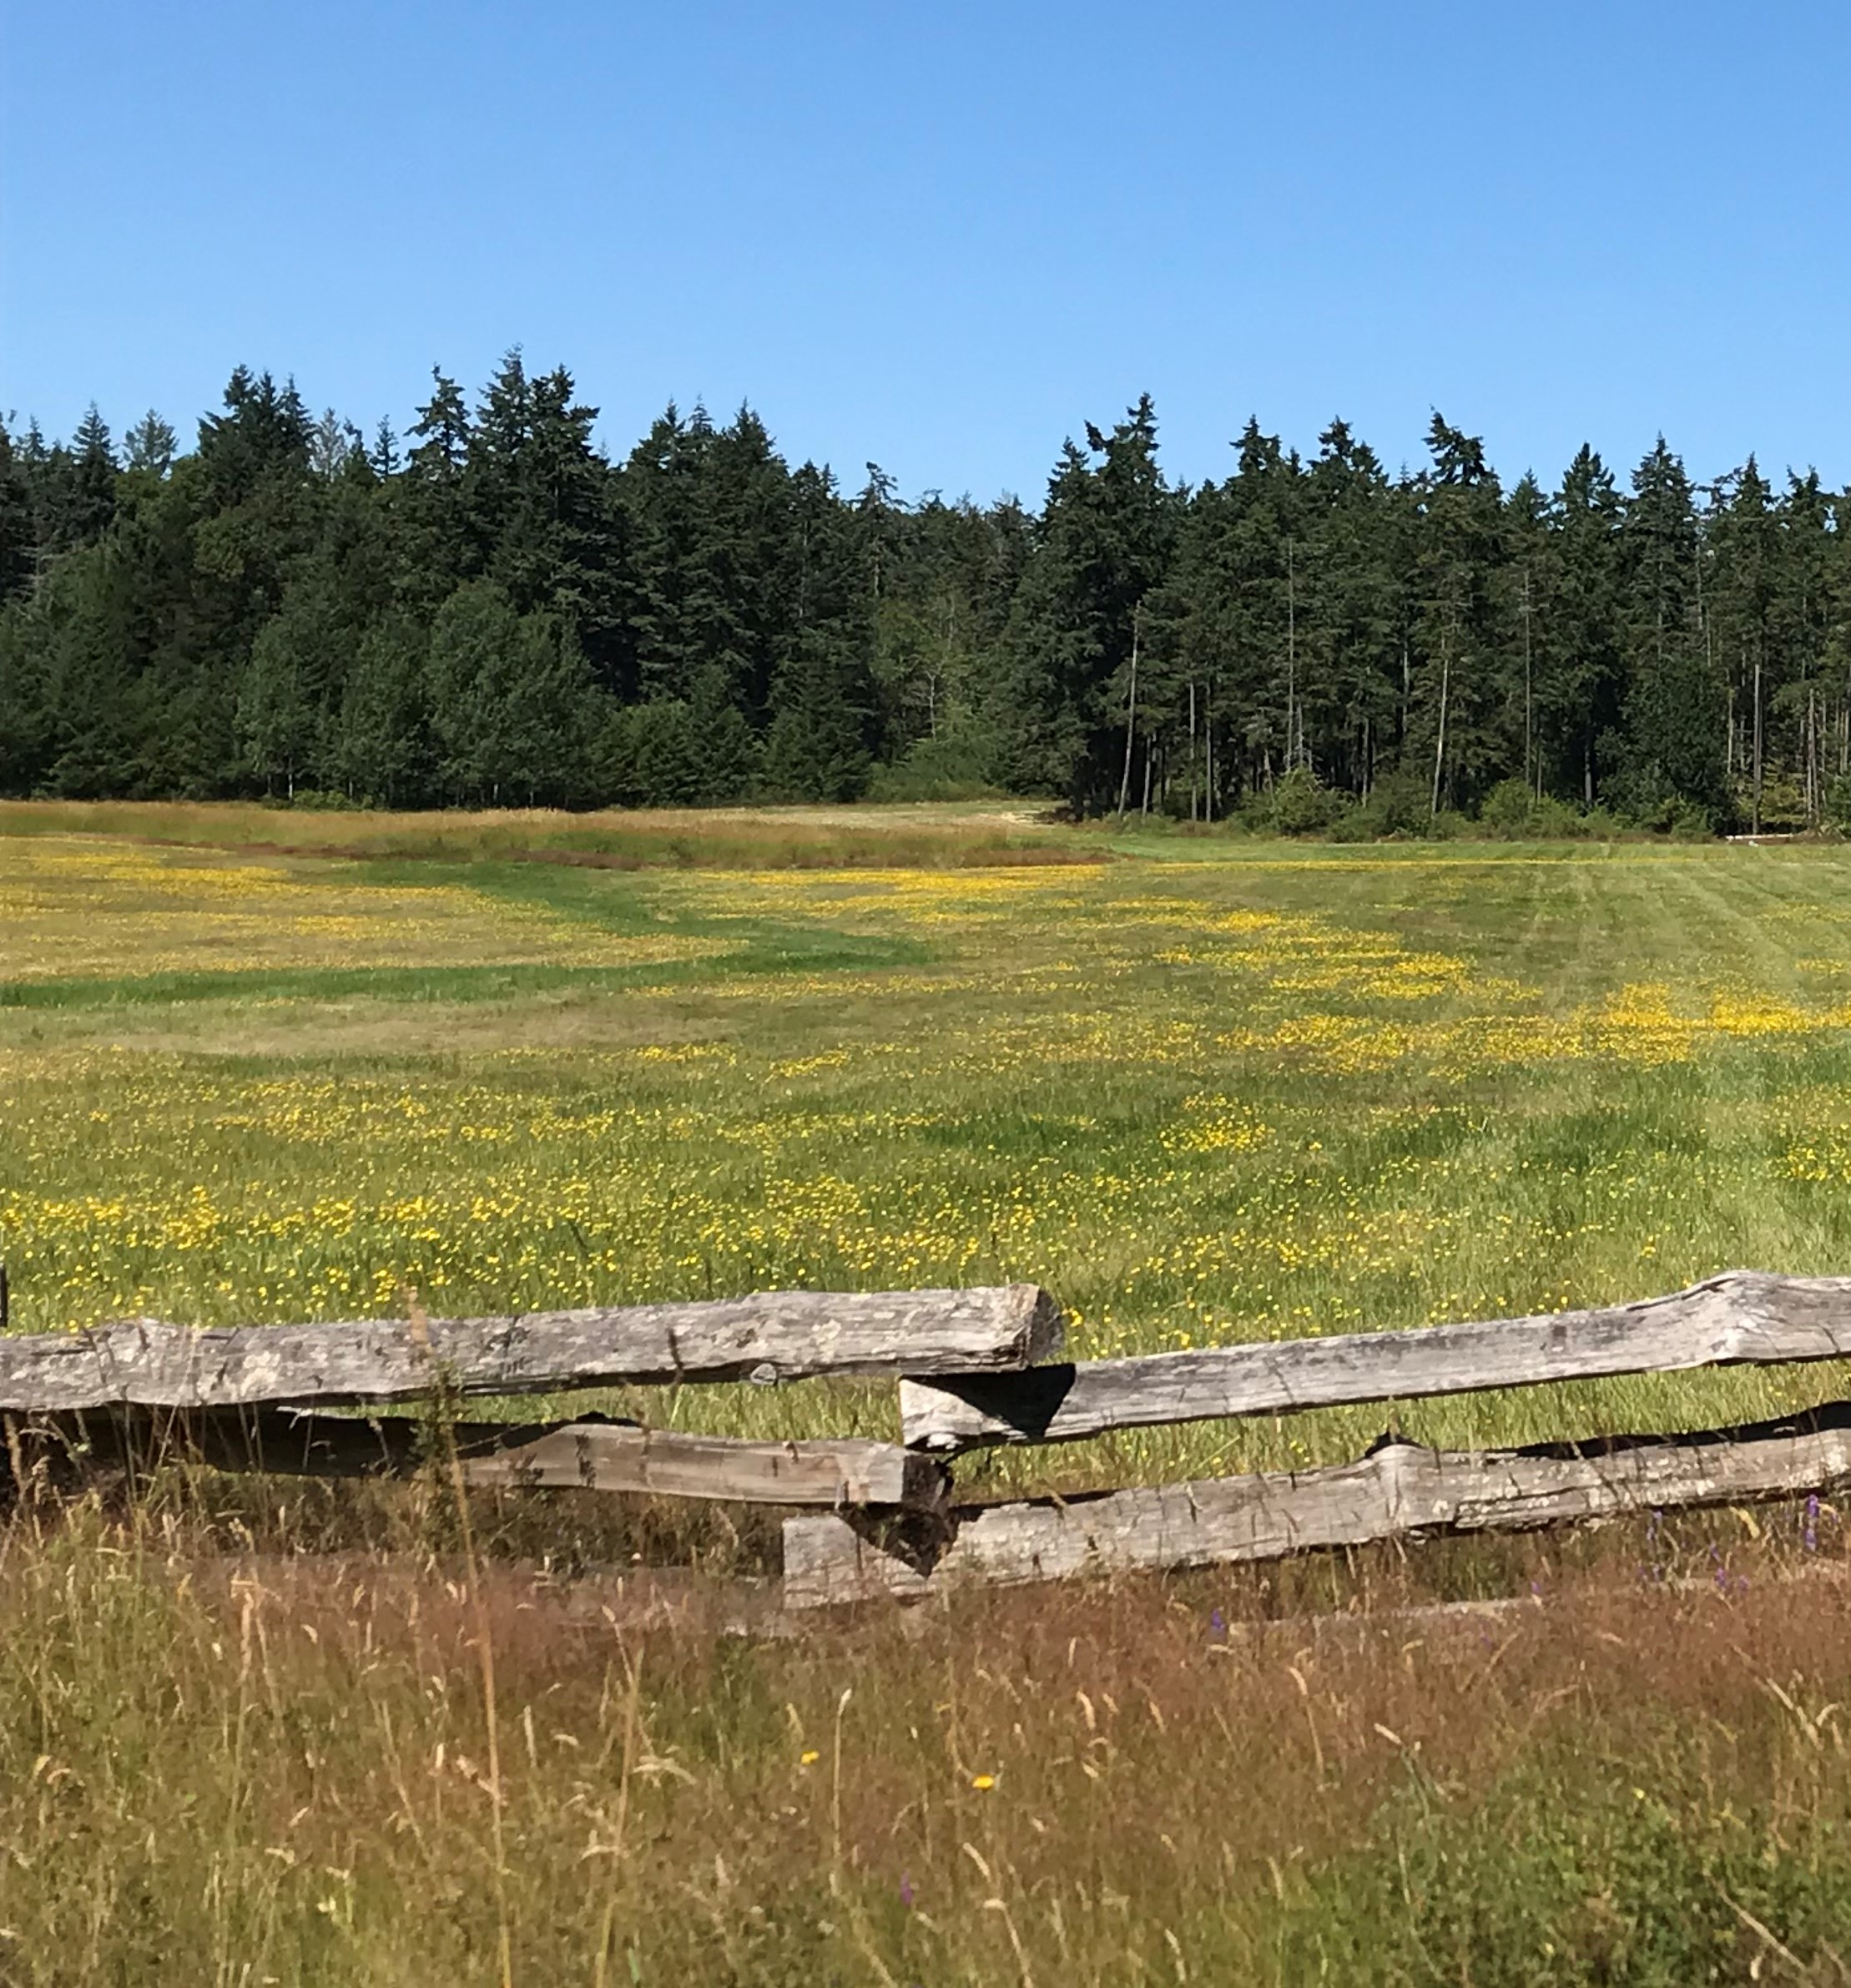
[5,1269,1851,1609]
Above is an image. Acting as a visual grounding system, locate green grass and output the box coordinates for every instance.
[8,816,1851,1479]
[8,802,1851,1980]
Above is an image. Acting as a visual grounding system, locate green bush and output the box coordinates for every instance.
[865,727,1001,803]
[1267,1748,1851,1986]
[1823,771,1851,831]
[1532,795,1594,838]
[1477,782,1630,841]
[1623,786,1720,835]
[1357,769,1432,839]
[1323,805,1375,843]
[1256,766,1353,836]
[603,698,759,806]
[1477,776,1538,836]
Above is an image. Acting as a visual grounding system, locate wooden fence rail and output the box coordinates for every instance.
[5,1269,1851,1607]
[898,1272,1851,1454]
[0,1283,1062,1411]
[786,1400,1851,1607]
[33,1409,947,1511]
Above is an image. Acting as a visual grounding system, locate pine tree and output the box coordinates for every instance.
[123,411,178,479]
[401,370,475,600]
[1541,445,1623,805]
[0,598,49,790]
[407,371,470,483]
[330,617,431,805]
[423,581,605,805]
[1174,419,1302,805]
[999,396,1174,811]
[236,583,338,796]
[761,633,875,800]
[1611,439,1728,825]
[1409,415,1506,815]
[1299,418,1400,800]
[0,422,35,603]
[1773,471,1834,821]
[603,675,759,806]
[197,370,311,507]
[33,548,139,797]
[762,461,880,800]
[369,418,401,482]
[53,405,119,551]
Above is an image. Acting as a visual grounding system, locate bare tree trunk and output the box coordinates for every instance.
[1286,538,1298,770]
[1115,608,1141,821]
[1205,689,1215,823]
[1521,566,1535,797]
[1430,638,1450,819]
[1188,680,1198,821]
[1753,644,1764,835]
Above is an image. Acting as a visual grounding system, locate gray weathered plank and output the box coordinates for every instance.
[458,1424,946,1508]
[32,1408,946,1509]
[787,1401,1851,1606]
[900,1271,1851,1454]
[0,1284,1063,1412]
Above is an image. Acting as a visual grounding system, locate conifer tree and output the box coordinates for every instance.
[1411,415,1506,815]
[1542,445,1623,803]
[5,352,1847,829]
[1611,440,1727,825]
[999,396,1173,810]
[236,581,340,796]
[329,618,430,806]
[123,411,178,479]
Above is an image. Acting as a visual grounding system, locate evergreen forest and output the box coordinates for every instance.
[3,356,1845,832]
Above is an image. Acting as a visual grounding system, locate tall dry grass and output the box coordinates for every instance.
[3,1476,1851,1984]
[0,799,1097,871]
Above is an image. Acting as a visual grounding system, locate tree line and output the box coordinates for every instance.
[3,357,1846,830]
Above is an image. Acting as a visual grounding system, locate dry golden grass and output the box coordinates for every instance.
[0,798,1092,871]
[4,1481,1851,1985]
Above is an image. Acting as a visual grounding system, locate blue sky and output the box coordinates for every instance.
[3,2,1846,501]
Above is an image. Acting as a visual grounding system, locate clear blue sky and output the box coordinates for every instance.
[3,1,1845,502]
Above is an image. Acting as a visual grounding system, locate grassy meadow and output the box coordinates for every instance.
[8,801,1851,1980]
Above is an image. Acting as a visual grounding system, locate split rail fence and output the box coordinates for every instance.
[4,1269,1851,1609]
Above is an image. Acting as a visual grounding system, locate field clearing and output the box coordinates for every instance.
[12,804,1851,1980]
[8,810,1851,1486]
